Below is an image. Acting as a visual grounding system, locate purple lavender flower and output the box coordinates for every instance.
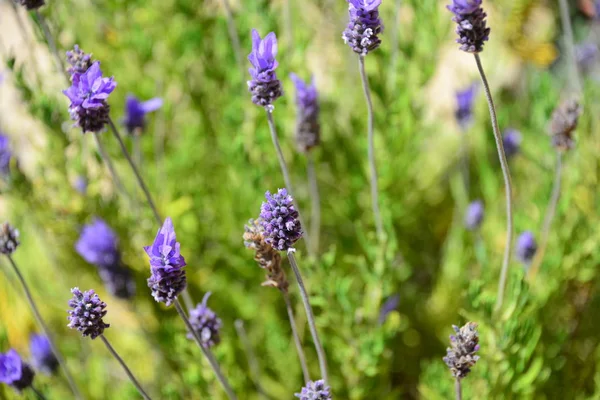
[66,45,93,76]
[75,218,120,268]
[0,134,11,176]
[342,0,383,56]
[378,294,400,324]
[0,350,35,392]
[259,189,303,251]
[123,95,163,135]
[98,264,136,300]
[464,200,484,231]
[455,84,477,130]
[447,0,491,53]
[29,335,58,375]
[247,29,283,107]
[67,288,110,339]
[443,322,480,379]
[0,222,20,255]
[73,176,87,194]
[516,231,537,265]
[17,0,44,10]
[63,62,116,133]
[290,74,321,153]
[187,292,222,348]
[144,217,187,306]
[503,129,522,159]
[295,380,332,400]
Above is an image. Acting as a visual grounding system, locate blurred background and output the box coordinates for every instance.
[0,0,599,398]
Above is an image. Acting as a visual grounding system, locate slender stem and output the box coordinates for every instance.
[93,132,129,198]
[528,152,563,279]
[31,386,48,400]
[282,291,311,384]
[100,336,153,400]
[283,0,293,49]
[34,10,66,75]
[265,110,311,251]
[474,54,514,313]
[221,0,245,82]
[388,0,402,88]
[358,55,384,240]
[5,256,83,400]
[287,250,328,384]
[557,0,582,96]
[234,320,269,399]
[174,300,238,400]
[108,118,162,225]
[133,133,142,169]
[455,379,462,400]
[307,153,320,256]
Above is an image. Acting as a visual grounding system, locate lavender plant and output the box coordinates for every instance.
[186,292,223,348]
[516,231,537,268]
[29,335,59,375]
[0,134,12,176]
[295,379,332,400]
[123,95,163,167]
[502,129,522,159]
[443,322,480,400]
[0,349,44,398]
[464,200,484,231]
[342,0,385,239]
[455,84,477,193]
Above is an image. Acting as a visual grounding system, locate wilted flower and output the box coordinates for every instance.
[243,218,288,291]
[465,200,484,231]
[378,294,400,324]
[443,322,480,379]
[0,350,35,392]
[144,217,187,306]
[63,62,117,133]
[67,288,110,339]
[0,134,11,176]
[98,265,136,300]
[549,99,582,151]
[447,0,491,53]
[503,129,522,159]
[342,0,383,56]
[247,29,283,107]
[187,292,222,348]
[0,222,20,255]
[66,45,93,76]
[516,231,537,265]
[123,95,163,135]
[75,218,120,268]
[17,0,44,10]
[290,74,321,153]
[295,379,332,400]
[259,189,303,251]
[29,335,58,375]
[455,84,477,130]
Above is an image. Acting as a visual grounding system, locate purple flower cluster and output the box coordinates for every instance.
[447,0,491,53]
[342,0,383,56]
[29,335,59,375]
[123,95,163,135]
[295,380,332,400]
[455,84,477,130]
[0,134,11,176]
[465,200,484,231]
[502,129,521,159]
[63,62,116,133]
[66,45,93,76]
[290,74,321,153]
[0,350,35,392]
[144,217,187,306]
[0,222,20,255]
[67,288,110,339]
[76,219,120,268]
[443,322,480,379]
[187,293,223,348]
[516,231,537,265]
[259,189,303,251]
[247,30,283,107]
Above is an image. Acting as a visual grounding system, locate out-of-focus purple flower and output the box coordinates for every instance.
[17,0,44,10]
[443,322,480,379]
[75,218,120,268]
[259,189,303,251]
[0,350,35,392]
[576,42,599,73]
[447,0,490,53]
[295,379,332,400]
[455,84,477,130]
[378,294,400,324]
[0,134,11,176]
[290,74,321,153]
[247,29,283,107]
[342,0,383,56]
[123,95,163,135]
[503,129,522,159]
[73,176,87,194]
[66,45,93,76]
[516,231,537,265]
[0,222,20,255]
[595,0,600,20]
[98,265,136,300]
[29,335,58,375]
[144,217,187,306]
[67,288,110,339]
[63,62,116,133]
[550,99,582,152]
[465,200,484,231]
[187,292,222,348]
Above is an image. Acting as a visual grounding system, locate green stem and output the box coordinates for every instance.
[307,152,320,256]
[283,291,311,384]
[557,0,582,96]
[455,378,462,400]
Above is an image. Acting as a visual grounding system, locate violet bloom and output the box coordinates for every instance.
[0,222,20,255]
[342,0,383,56]
[378,294,400,324]
[259,189,303,251]
[144,217,187,306]
[63,62,116,133]
[503,129,522,159]
[247,29,283,107]
[443,322,480,379]
[465,200,484,231]
[0,134,11,176]
[455,84,477,130]
[187,292,223,348]
[67,288,110,339]
[75,218,120,268]
[66,45,93,76]
[290,74,321,153]
[29,335,58,375]
[73,176,87,194]
[123,95,163,135]
[0,350,35,392]
[17,0,44,10]
[295,380,332,400]
[447,0,491,53]
[515,231,537,265]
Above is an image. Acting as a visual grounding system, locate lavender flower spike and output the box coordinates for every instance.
[144,217,187,306]
[0,349,35,392]
[0,134,12,176]
[455,84,477,131]
[465,200,484,231]
[247,29,283,107]
[516,231,537,265]
[123,95,163,135]
[443,322,480,379]
[75,218,120,268]
[187,292,223,348]
[260,189,303,251]
[66,45,93,76]
[29,334,59,375]
[503,129,522,159]
[295,380,332,400]
[290,74,321,153]
[63,61,117,133]
[342,0,383,56]
[447,0,491,53]
[67,288,110,339]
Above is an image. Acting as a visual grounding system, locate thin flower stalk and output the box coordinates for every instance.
[455,379,462,400]
[234,320,269,399]
[221,0,245,80]
[283,291,311,384]
[388,0,402,88]
[558,0,582,96]
[93,132,130,199]
[307,153,320,256]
